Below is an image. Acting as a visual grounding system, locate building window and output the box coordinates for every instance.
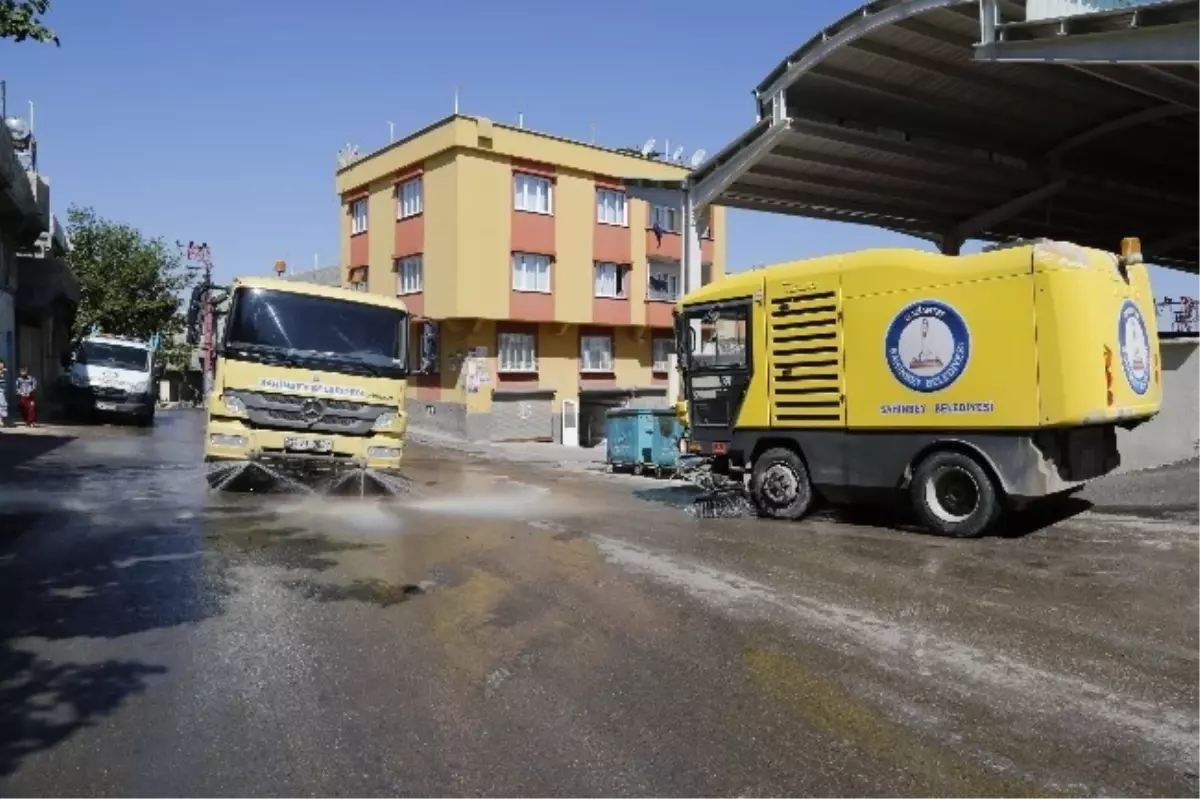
[580,334,613,373]
[498,332,537,373]
[593,262,627,299]
[350,198,368,234]
[397,177,422,219]
[652,337,674,373]
[348,267,368,292]
[701,262,713,286]
[596,189,627,226]
[649,204,680,234]
[396,255,422,295]
[514,173,553,214]
[648,260,680,302]
[512,252,551,293]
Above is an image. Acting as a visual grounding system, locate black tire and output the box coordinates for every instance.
[750,446,813,520]
[911,450,1001,538]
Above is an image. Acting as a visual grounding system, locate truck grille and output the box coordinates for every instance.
[229,391,391,436]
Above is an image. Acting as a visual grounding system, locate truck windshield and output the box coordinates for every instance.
[78,341,149,372]
[224,287,408,378]
[678,305,749,370]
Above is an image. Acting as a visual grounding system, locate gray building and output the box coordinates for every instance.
[0,106,78,416]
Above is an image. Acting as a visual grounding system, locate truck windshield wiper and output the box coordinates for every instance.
[226,343,304,368]
[306,351,397,377]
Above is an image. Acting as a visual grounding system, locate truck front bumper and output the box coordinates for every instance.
[203,417,405,475]
[64,385,155,417]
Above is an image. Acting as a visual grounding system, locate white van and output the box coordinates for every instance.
[63,334,159,425]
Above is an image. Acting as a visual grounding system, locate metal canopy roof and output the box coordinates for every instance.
[688,0,1199,272]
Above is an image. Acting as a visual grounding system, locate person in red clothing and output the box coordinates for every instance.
[15,366,37,427]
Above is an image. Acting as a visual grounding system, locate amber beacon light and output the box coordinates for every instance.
[1119,237,1143,266]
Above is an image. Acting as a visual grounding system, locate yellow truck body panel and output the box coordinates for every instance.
[673,240,1161,509]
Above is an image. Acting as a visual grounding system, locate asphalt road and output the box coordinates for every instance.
[0,412,1195,797]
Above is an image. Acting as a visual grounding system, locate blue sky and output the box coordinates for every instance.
[3,0,1195,323]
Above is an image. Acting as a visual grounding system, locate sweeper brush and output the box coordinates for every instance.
[675,456,756,519]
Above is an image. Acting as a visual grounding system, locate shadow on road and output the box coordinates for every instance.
[0,433,74,477]
[0,418,374,778]
[0,648,167,778]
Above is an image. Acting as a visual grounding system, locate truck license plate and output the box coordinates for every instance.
[96,402,117,411]
[284,437,333,453]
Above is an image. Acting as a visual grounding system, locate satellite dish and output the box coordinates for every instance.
[671,146,684,162]
[336,144,362,168]
[689,149,707,167]
[640,138,656,157]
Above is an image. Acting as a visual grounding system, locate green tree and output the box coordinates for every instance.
[0,0,58,45]
[64,205,191,367]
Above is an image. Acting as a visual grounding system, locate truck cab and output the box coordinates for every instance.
[202,277,413,492]
[63,334,159,426]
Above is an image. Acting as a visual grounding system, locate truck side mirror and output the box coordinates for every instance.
[418,319,439,375]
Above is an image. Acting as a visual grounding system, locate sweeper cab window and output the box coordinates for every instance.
[677,304,749,371]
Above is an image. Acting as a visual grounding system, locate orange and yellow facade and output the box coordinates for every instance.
[334,114,726,443]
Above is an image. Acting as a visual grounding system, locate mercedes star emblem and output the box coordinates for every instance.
[300,398,324,422]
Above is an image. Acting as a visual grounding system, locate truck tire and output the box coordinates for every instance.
[750,447,813,521]
[911,450,1001,538]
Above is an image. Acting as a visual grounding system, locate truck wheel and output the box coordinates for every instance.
[750,447,813,520]
[911,450,1001,538]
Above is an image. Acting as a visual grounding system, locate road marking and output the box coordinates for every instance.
[1074,512,1198,536]
[592,535,1198,770]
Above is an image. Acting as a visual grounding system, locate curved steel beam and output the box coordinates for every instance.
[754,0,970,116]
[1146,229,1199,256]
[1045,105,1194,163]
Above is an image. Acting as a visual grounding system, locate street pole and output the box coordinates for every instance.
[183,241,214,407]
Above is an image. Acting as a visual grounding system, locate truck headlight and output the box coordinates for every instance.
[69,373,88,387]
[210,433,248,448]
[131,380,150,394]
[372,411,397,431]
[222,392,247,415]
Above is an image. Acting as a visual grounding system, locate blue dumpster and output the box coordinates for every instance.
[605,407,683,476]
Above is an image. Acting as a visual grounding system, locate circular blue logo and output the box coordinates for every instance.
[1118,300,1151,396]
[885,300,971,393]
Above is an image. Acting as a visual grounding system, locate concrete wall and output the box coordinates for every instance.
[1117,338,1199,472]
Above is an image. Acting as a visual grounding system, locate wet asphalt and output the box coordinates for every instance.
[0,411,1195,797]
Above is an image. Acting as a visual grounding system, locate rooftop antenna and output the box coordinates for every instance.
[689,149,707,168]
[672,145,684,163]
[639,138,656,158]
[664,138,670,162]
[453,85,459,114]
[388,121,395,143]
[518,112,524,129]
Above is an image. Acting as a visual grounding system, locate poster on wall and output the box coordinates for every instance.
[465,360,479,394]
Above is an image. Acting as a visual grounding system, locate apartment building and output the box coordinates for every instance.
[334,114,726,444]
